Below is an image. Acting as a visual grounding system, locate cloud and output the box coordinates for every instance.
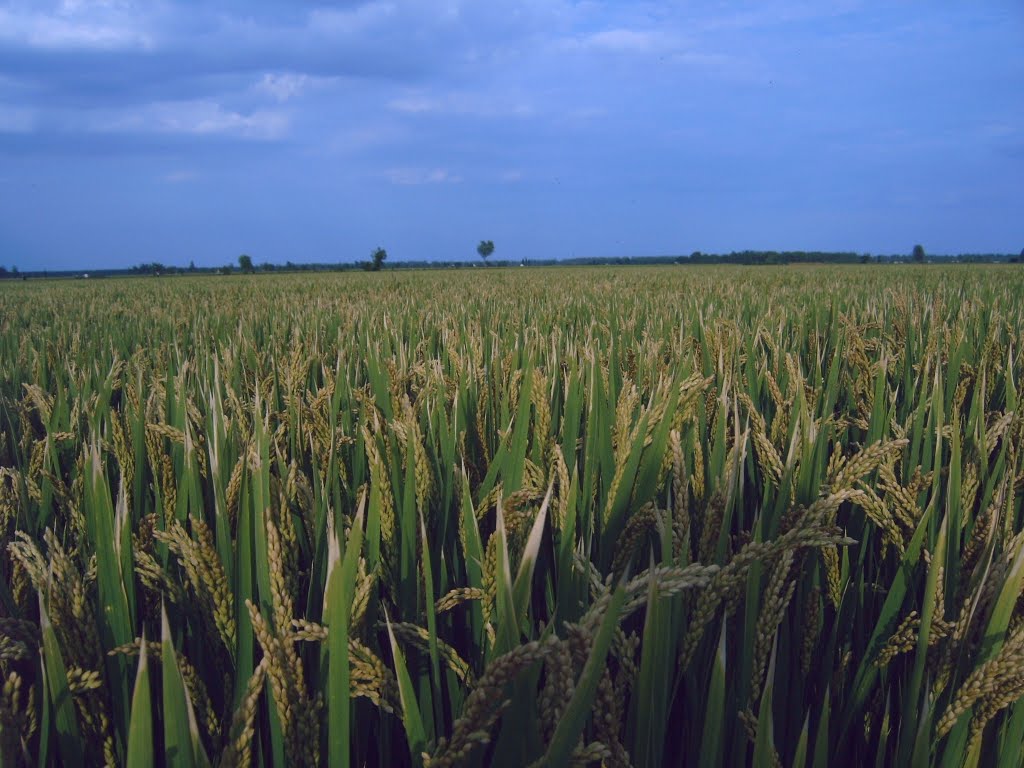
[307,3,399,37]
[388,96,442,114]
[0,0,568,144]
[3,1,1021,268]
[383,167,462,185]
[324,121,409,154]
[161,169,198,183]
[97,100,289,140]
[695,1,861,32]
[255,73,312,102]
[0,2,155,51]
[0,106,34,133]
[387,91,535,118]
[574,28,665,53]
[564,107,608,121]
[979,122,1021,140]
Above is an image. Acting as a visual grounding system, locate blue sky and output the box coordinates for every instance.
[1,1,1021,270]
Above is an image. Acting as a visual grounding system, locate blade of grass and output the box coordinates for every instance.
[544,575,628,768]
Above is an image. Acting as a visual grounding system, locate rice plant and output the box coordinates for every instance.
[1,264,1023,766]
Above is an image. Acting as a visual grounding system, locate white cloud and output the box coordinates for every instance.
[696,1,861,32]
[0,3,154,51]
[384,167,462,185]
[256,73,311,103]
[324,122,409,154]
[388,96,443,114]
[979,122,1020,140]
[161,169,198,183]
[556,26,678,56]
[387,91,534,118]
[308,2,398,37]
[581,28,660,53]
[0,74,30,92]
[0,105,34,133]
[98,100,289,140]
[565,107,608,121]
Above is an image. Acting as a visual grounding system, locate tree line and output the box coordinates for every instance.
[8,244,1024,280]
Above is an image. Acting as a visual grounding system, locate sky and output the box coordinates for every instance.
[0,1,1022,270]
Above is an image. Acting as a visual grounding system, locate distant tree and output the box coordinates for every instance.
[477,240,495,263]
[0,266,6,278]
[238,254,254,273]
[189,260,196,272]
[371,247,387,271]
[860,253,872,264]
[912,244,926,263]
[134,262,168,275]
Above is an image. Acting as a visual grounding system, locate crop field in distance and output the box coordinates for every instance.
[2,264,1024,767]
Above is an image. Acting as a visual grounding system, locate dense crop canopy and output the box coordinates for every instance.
[1,265,1023,766]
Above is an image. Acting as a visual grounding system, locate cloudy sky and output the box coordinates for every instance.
[1,1,1021,270]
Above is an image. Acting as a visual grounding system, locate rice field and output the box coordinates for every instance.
[1,264,1023,767]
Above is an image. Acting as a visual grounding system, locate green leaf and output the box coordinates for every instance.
[698,621,727,768]
[752,635,779,768]
[324,492,366,768]
[459,466,486,644]
[812,687,831,768]
[841,497,935,739]
[632,550,671,768]
[419,510,442,741]
[39,598,82,766]
[492,500,520,657]
[792,712,810,768]
[544,576,628,768]
[125,636,154,768]
[554,467,580,628]
[512,479,552,625]
[161,604,209,768]
[86,441,134,734]
[385,609,427,766]
[600,412,649,565]
[897,508,948,766]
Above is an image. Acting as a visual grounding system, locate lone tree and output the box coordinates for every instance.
[912,244,926,263]
[371,247,387,272]
[477,240,495,263]
[238,254,254,273]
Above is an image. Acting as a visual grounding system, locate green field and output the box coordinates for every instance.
[2,265,1024,766]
